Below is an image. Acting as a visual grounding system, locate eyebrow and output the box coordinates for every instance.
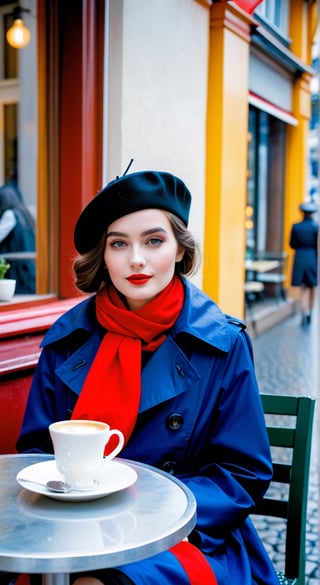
[106,227,168,238]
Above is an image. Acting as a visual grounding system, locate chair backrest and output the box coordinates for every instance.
[254,394,315,584]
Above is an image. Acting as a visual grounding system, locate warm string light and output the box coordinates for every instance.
[6,7,31,49]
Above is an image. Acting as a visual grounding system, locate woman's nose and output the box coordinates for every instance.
[130,246,146,267]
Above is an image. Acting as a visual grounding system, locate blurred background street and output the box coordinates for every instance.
[0,2,318,582]
[252,304,319,585]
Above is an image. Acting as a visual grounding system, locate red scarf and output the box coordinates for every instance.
[170,542,217,585]
[71,275,184,444]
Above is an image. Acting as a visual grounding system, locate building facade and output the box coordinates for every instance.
[0,0,317,320]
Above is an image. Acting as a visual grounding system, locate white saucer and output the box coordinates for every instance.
[16,459,138,502]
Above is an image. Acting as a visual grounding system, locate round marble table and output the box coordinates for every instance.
[0,454,197,585]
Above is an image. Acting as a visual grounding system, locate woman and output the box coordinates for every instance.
[17,170,278,585]
[0,183,36,294]
[290,201,318,327]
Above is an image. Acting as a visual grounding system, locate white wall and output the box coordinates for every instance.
[105,0,210,286]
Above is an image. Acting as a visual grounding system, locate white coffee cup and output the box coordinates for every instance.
[49,420,124,489]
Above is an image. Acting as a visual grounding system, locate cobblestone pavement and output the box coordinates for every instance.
[252,305,319,585]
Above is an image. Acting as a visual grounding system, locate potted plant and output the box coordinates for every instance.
[0,258,16,301]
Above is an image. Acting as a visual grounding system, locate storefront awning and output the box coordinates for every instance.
[249,92,298,126]
[232,0,263,13]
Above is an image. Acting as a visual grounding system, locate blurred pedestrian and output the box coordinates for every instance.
[289,201,318,327]
[0,182,36,294]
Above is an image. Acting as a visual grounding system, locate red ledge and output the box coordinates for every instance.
[0,334,43,374]
[0,297,84,338]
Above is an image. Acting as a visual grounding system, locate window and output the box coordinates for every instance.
[255,0,290,40]
[0,2,37,297]
[246,107,286,258]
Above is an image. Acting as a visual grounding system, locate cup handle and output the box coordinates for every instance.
[104,429,125,461]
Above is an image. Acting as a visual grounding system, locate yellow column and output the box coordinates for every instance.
[203,3,254,317]
[284,75,312,290]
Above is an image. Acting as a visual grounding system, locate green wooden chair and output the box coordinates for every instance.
[253,394,315,585]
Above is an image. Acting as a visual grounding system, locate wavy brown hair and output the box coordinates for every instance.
[73,211,200,293]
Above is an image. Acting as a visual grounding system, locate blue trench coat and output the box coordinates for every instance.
[17,279,278,585]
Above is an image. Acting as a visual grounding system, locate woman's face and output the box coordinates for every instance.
[104,208,184,310]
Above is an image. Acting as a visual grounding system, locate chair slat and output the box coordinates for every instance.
[260,394,299,416]
[267,427,295,447]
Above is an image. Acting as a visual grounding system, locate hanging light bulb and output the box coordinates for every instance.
[6,7,31,49]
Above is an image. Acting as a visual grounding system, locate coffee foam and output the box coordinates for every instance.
[54,421,106,434]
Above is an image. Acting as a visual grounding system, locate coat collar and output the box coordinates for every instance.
[41,296,97,347]
[173,279,231,352]
[41,278,232,352]
[45,280,238,411]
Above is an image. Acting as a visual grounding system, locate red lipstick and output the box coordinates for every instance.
[127,274,152,285]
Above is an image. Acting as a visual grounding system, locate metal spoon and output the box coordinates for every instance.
[19,477,73,493]
[46,480,99,492]
[19,477,98,493]
[47,480,73,493]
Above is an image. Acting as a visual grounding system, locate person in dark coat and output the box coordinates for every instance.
[289,201,318,327]
[17,170,279,585]
[0,182,36,293]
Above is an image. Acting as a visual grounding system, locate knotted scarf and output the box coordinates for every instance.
[71,275,184,444]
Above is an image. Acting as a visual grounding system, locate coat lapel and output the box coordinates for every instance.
[55,331,102,395]
[56,332,200,412]
[140,336,200,413]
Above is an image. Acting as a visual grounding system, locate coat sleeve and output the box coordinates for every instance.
[16,304,100,454]
[182,328,272,554]
[16,345,77,453]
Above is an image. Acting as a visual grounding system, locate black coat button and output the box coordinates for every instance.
[161,461,177,474]
[166,413,184,430]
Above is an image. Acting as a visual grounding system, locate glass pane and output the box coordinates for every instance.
[4,103,17,181]
[256,111,269,251]
[0,3,38,299]
[0,100,36,294]
[254,0,289,37]
[3,13,17,79]
[246,109,257,259]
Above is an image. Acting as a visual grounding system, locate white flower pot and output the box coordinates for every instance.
[0,279,16,301]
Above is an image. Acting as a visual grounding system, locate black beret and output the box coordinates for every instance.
[74,170,192,254]
[299,202,318,214]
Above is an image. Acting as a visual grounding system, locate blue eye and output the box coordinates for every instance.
[110,240,126,248]
[148,237,163,246]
